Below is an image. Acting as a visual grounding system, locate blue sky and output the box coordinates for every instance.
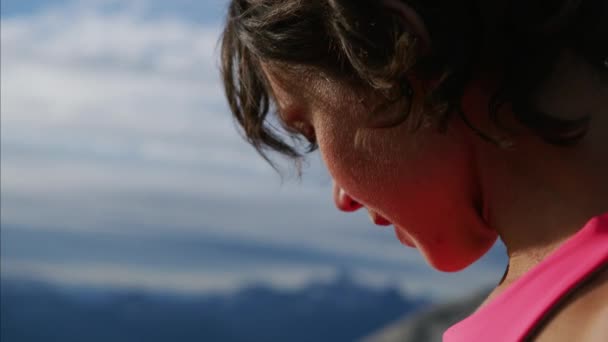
[0,0,507,300]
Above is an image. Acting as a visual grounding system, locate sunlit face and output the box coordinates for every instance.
[262,64,498,272]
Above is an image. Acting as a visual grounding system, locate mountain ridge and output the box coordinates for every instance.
[1,273,430,342]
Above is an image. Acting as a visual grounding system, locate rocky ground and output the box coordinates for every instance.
[361,289,490,342]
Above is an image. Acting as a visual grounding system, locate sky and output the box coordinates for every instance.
[0,0,508,300]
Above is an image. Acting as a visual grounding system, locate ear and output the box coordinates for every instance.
[383,0,431,54]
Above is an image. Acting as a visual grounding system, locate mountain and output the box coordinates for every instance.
[0,273,430,342]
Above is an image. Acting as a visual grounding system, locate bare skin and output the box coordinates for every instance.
[532,268,608,341]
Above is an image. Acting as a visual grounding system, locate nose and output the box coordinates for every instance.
[333,183,363,212]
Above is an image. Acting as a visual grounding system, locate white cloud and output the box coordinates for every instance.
[1,2,272,204]
[1,260,338,294]
[1,10,231,148]
[1,259,501,300]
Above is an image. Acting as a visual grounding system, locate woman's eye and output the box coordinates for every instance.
[293,121,316,144]
[283,119,316,144]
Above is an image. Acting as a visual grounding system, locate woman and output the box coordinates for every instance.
[220,0,607,340]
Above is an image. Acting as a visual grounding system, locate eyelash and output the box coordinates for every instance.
[305,140,319,153]
[273,106,318,153]
[299,124,317,147]
[289,122,318,152]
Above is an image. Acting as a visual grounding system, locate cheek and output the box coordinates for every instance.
[316,120,365,193]
[316,115,429,207]
[319,114,475,212]
[317,111,492,270]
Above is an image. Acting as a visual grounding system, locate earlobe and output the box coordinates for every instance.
[383,0,432,53]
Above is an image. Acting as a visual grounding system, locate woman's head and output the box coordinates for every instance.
[220,0,607,271]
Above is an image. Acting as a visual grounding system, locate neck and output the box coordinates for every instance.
[477,113,608,292]
[464,51,608,297]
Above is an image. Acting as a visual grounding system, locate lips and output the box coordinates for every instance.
[365,209,416,248]
[394,226,416,248]
[369,211,392,226]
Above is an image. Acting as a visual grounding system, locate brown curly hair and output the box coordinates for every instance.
[220,0,607,167]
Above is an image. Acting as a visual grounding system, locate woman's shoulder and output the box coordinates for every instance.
[533,267,608,341]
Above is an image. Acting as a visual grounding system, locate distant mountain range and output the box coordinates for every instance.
[1,272,430,342]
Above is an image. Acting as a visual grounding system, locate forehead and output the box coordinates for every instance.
[260,62,372,116]
[262,63,329,98]
[260,63,306,110]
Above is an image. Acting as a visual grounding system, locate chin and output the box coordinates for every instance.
[421,234,498,273]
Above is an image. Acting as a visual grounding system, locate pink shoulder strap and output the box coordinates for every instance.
[444,213,608,342]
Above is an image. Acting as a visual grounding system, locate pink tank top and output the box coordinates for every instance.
[444,213,608,342]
